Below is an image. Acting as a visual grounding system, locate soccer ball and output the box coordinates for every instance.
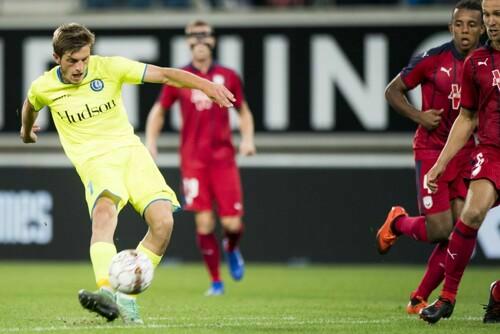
[109,249,154,294]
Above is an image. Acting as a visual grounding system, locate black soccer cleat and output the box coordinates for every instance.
[78,289,120,322]
[483,282,500,323]
[420,296,455,324]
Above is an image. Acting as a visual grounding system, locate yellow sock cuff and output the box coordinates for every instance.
[137,243,162,268]
[90,242,117,288]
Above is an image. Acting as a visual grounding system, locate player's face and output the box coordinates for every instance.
[53,45,91,84]
[186,26,215,62]
[483,0,500,45]
[450,8,484,54]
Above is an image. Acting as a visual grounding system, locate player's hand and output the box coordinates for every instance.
[204,82,235,108]
[418,109,443,130]
[19,125,40,143]
[424,163,445,194]
[239,139,256,156]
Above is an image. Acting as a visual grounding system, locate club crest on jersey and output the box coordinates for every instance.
[423,196,433,209]
[90,79,104,92]
[492,70,500,91]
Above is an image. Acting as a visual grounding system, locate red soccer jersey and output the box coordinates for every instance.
[401,41,475,151]
[158,63,244,169]
[461,42,500,148]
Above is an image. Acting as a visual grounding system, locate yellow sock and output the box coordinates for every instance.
[90,242,117,288]
[136,242,162,269]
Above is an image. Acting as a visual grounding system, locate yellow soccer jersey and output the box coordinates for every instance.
[27,55,146,168]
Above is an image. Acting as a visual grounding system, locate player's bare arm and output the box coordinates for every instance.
[19,98,40,144]
[425,108,477,193]
[145,101,167,160]
[238,101,256,156]
[143,64,235,108]
[385,74,443,130]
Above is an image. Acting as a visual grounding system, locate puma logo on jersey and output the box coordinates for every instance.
[447,249,457,260]
[478,58,488,66]
[440,67,452,77]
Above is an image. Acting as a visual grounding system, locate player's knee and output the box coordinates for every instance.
[427,224,452,242]
[92,201,116,226]
[425,214,453,242]
[220,216,241,232]
[461,207,487,228]
[149,215,174,240]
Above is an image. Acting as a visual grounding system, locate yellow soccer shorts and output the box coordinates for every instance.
[76,144,180,217]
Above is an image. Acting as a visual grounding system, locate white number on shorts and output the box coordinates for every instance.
[182,178,199,206]
[472,152,484,177]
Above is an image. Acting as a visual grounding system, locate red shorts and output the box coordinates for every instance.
[415,149,473,215]
[469,145,500,193]
[181,163,243,217]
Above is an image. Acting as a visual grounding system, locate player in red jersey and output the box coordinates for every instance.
[420,0,500,323]
[376,0,484,315]
[146,20,256,296]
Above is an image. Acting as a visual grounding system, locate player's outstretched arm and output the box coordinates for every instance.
[238,101,256,156]
[19,98,40,144]
[145,101,167,160]
[143,65,235,108]
[425,108,477,193]
[385,74,442,130]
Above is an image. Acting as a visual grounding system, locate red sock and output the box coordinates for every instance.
[196,233,221,282]
[415,241,447,300]
[224,223,244,252]
[492,280,500,302]
[393,215,428,242]
[442,220,478,302]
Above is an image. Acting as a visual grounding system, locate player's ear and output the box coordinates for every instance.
[52,52,61,65]
[448,23,453,34]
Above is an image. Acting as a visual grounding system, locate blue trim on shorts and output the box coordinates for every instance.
[141,198,182,219]
[90,190,121,219]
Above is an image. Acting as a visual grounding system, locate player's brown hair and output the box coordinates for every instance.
[185,20,213,35]
[52,23,95,57]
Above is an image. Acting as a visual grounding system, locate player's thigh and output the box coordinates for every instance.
[77,151,129,216]
[210,164,243,217]
[448,149,472,196]
[126,145,180,216]
[181,168,212,212]
[415,158,451,215]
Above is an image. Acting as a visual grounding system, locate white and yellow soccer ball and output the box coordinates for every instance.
[109,250,154,294]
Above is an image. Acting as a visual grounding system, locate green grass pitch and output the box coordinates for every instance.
[0,262,498,333]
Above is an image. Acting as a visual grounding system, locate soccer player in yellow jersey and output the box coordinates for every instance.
[19,23,235,324]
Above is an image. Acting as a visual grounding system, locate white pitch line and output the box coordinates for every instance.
[0,316,484,333]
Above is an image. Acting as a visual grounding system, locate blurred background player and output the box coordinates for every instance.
[146,20,256,296]
[376,0,484,314]
[20,23,235,323]
[420,0,500,323]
